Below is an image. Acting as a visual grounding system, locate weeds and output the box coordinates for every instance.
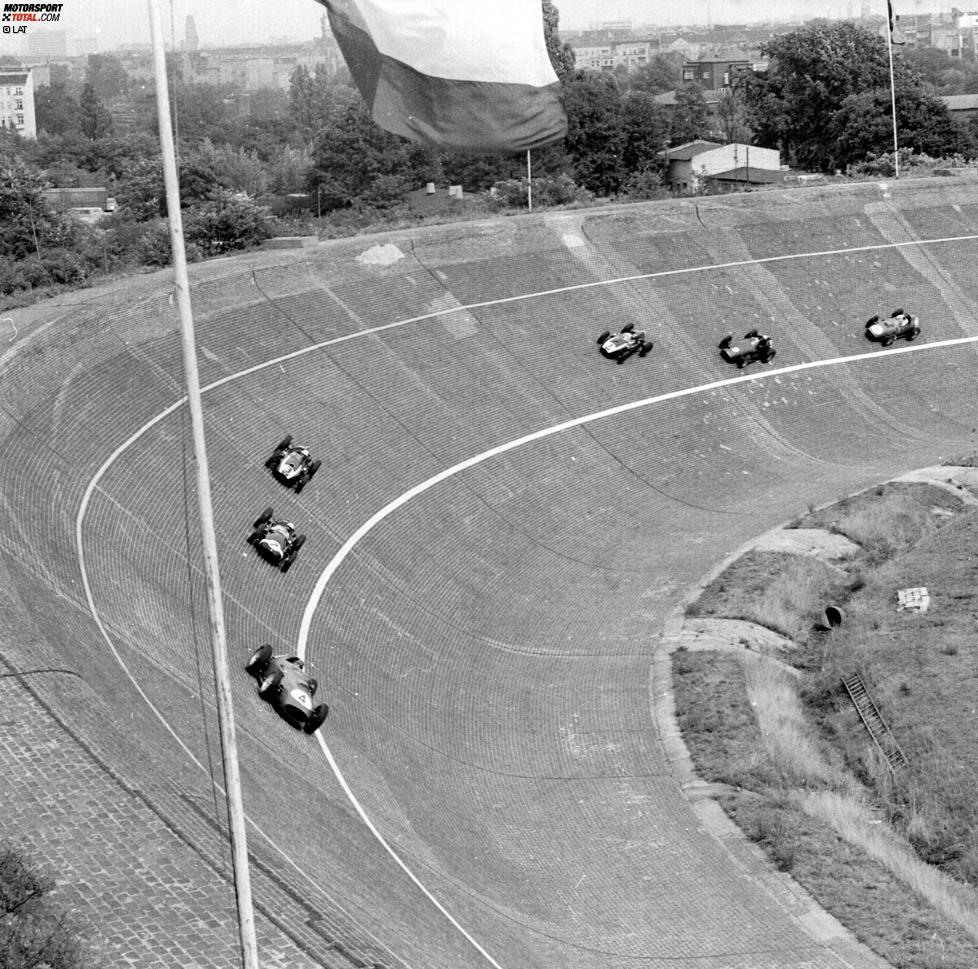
[673,483,978,968]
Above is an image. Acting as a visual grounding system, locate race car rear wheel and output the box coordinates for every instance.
[258,669,283,700]
[907,328,921,341]
[308,460,321,477]
[245,644,273,677]
[890,308,904,318]
[252,507,273,529]
[304,704,329,734]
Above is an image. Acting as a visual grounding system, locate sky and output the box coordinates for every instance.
[2,0,924,55]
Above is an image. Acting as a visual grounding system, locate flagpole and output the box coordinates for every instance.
[885,0,900,177]
[147,2,260,967]
[526,149,532,212]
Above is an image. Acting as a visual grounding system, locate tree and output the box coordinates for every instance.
[308,97,418,208]
[621,91,669,173]
[715,89,751,144]
[33,82,81,138]
[288,64,356,132]
[79,83,114,141]
[739,20,967,171]
[183,190,272,255]
[0,161,77,261]
[829,86,973,164]
[669,84,710,145]
[0,842,88,969]
[626,54,682,96]
[542,0,575,81]
[85,53,129,100]
[562,70,625,196]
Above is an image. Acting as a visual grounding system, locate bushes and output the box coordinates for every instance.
[183,191,272,256]
[0,841,91,969]
[488,173,593,209]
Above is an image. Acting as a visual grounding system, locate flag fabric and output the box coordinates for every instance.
[884,0,907,44]
[314,0,568,154]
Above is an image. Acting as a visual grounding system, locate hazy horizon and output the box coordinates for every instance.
[0,0,920,57]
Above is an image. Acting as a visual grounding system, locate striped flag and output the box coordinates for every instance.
[314,0,568,154]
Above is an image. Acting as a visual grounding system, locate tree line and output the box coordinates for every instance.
[2,15,977,308]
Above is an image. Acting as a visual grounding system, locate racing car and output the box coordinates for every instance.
[596,323,654,364]
[864,309,921,347]
[718,330,777,368]
[246,508,305,572]
[245,644,328,734]
[265,435,321,493]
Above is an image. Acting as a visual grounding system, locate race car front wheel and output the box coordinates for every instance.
[246,644,273,677]
[304,704,329,734]
[258,670,283,700]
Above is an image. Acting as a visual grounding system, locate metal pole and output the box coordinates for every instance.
[526,149,532,212]
[146,2,259,967]
[885,1,900,177]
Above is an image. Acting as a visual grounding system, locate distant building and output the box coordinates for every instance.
[41,187,115,223]
[185,15,199,52]
[681,50,751,91]
[28,29,67,59]
[0,67,36,140]
[660,140,781,192]
[942,94,978,123]
[71,36,100,56]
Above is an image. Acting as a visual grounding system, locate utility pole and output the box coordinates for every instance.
[146,1,259,966]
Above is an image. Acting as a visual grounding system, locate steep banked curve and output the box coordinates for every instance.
[4,177,978,969]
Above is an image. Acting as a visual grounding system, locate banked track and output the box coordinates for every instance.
[2,177,978,969]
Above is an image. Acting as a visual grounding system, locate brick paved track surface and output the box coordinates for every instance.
[2,180,978,968]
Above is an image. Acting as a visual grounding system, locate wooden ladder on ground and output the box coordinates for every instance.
[841,672,910,772]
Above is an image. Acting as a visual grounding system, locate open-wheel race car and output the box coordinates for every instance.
[265,435,321,493]
[245,644,328,734]
[596,323,654,364]
[864,309,921,347]
[718,330,777,369]
[246,507,305,572]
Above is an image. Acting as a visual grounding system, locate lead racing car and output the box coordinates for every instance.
[718,330,776,369]
[596,323,654,364]
[864,309,921,347]
[265,435,321,493]
[245,644,329,734]
[247,507,305,572]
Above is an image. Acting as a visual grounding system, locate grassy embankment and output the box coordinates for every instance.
[674,474,978,969]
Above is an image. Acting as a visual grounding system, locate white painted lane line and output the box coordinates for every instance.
[296,332,978,965]
[76,231,978,968]
[298,331,978,650]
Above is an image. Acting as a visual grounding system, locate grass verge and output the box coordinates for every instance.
[673,479,978,967]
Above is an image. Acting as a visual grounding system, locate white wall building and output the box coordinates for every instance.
[0,67,36,140]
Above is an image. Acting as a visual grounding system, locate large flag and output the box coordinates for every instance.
[314,0,568,154]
